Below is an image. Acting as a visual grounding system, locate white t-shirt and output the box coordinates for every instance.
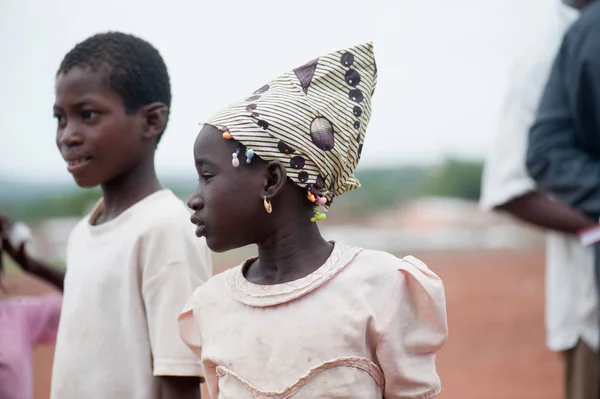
[50,189,212,399]
[480,3,598,352]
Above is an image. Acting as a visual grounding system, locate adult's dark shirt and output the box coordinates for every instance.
[527,1,600,220]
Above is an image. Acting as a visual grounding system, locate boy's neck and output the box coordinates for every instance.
[97,156,163,224]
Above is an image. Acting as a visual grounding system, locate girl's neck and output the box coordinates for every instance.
[249,222,333,285]
[97,157,162,224]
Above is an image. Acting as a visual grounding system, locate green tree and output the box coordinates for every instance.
[419,158,484,201]
[333,166,429,214]
[0,188,101,222]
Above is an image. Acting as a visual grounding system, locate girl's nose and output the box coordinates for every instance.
[187,191,204,211]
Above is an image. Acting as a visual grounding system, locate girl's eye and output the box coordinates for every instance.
[198,172,213,182]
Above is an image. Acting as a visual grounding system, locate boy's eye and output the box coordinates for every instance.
[53,114,66,126]
[201,173,213,182]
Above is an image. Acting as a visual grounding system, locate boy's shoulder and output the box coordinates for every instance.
[135,189,191,226]
[130,190,198,244]
[69,189,195,242]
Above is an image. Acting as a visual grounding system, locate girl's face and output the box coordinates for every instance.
[187,125,272,252]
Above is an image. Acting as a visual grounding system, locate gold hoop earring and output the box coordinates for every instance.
[263,196,272,214]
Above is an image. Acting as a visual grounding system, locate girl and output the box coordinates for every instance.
[179,42,448,399]
[0,214,63,399]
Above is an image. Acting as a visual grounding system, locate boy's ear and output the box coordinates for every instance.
[263,161,288,199]
[141,103,169,141]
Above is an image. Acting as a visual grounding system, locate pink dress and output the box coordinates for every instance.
[179,242,448,399]
[0,293,62,399]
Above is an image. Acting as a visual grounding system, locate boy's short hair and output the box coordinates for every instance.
[57,31,171,143]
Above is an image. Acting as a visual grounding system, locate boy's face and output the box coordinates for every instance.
[188,125,270,252]
[54,67,147,188]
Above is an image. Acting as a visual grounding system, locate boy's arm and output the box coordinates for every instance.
[158,376,200,399]
[1,214,65,291]
[140,215,211,392]
[142,256,206,381]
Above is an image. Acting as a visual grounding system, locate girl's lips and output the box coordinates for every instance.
[195,224,205,238]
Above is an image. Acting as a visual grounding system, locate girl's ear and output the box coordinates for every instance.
[263,161,287,198]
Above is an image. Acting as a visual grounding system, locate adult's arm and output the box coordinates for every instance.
[527,4,600,219]
[497,192,594,233]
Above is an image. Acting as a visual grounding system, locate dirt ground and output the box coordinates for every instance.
[6,248,560,399]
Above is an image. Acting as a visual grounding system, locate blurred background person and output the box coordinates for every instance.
[1,214,63,399]
[481,1,599,398]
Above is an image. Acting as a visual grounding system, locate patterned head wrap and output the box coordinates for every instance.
[206,42,378,213]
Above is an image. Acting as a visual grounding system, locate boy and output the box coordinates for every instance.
[39,31,210,398]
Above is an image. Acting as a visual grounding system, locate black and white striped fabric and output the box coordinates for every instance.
[207,42,378,206]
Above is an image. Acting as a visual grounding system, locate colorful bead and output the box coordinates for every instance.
[223,132,233,140]
[310,206,327,222]
[232,152,239,167]
[307,192,316,202]
[316,196,327,205]
[245,148,255,163]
